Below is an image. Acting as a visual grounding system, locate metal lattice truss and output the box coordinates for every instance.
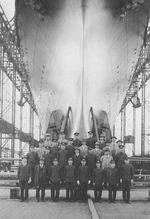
[0,5,37,113]
[121,19,150,110]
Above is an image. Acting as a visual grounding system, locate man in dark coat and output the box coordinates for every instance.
[34,158,47,202]
[115,144,127,188]
[86,131,96,150]
[57,142,68,184]
[73,148,83,170]
[121,157,134,203]
[27,145,39,187]
[18,156,31,202]
[77,158,89,202]
[92,160,104,202]
[72,132,82,147]
[107,160,119,202]
[66,138,75,158]
[86,151,97,186]
[64,157,76,201]
[49,158,61,201]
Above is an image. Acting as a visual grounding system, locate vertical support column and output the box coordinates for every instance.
[29,98,34,138]
[11,70,16,158]
[113,125,115,137]
[0,66,3,158]
[141,70,146,156]
[123,107,126,144]
[39,122,42,140]
[121,110,123,141]
[132,106,136,156]
[19,80,23,156]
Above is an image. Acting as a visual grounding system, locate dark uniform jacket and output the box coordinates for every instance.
[78,165,89,183]
[107,167,119,185]
[73,139,82,147]
[18,164,30,181]
[51,146,59,159]
[34,165,47,188]
[86,137,96,149]
[64,165,76,183]
[49,165,61,182]
[99,142,106,150]
[66,145,75,158]
[92,168,104,186]
[86,153,97,169]
[44,153,53,167]
[57,149,68,166]
[115,152,127,169]
[73,154,83,168]
[27,151,39,167]
[121,164,134,181]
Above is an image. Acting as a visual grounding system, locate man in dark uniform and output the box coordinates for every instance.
[121,157,134,203]
[92,160,104,202]
[107,160,119,203]
[115,144,127,188]
[27,145,39,187]
[66,138,75,158]
[86,151,97,186]
[99,135,106,150]
[18,156,31,202]
[73,148,83,170]
[49,158,61,201]
[57,142,68,184]
[43,146,53,186]
[64,157,76,201]
[86,131,96,150]
[34,158,47,202]
[73,132,82,147]
[77,158,89,202]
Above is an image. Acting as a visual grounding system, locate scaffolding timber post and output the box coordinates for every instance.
[132,106,136,156]
[39,122,42,140]
[11,69,16,158]
[19,80,23,155]
[30,95,34,139]
[121,107,126,143]
[141,69,146,156]
[0,65,3,158]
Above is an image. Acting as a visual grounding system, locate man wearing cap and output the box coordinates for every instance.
[57,142,68,184]
[79,139,89,158]
[18,156,31,202]
[37,139,46,160]
[34,158,47,202]
[100,148,113,188]
[92,160,104,202]
[66,138,75,158]
[115,144,127,188]
[121,157,134,203]
[44,133,52,148]
[27,145,39,187]
[86,150,97,186]
[90,142,102,160]
[77,158,89,202]
[110,136,118,160]
[58,132,67,147]
[73,132,82,147]
[49,158,61,201]
[72,148,83,170]
[86,131,96,149]
[107,160,119,203]
[64,157,76,201]
[99,135,106,150]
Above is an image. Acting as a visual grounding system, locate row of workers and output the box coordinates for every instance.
[18,155,134,203]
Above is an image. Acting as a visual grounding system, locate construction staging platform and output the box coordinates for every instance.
[0,188,150,219]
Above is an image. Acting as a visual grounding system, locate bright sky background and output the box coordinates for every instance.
[0,0,15,20]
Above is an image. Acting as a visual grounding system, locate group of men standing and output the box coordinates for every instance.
[18,131,134,203]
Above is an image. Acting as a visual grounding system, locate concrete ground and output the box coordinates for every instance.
[0,188,150,219]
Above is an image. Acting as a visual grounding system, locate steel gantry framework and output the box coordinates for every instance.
[0,4,39,158]
[120,19,150,155]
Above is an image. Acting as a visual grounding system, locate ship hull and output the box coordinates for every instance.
[16,0,150,137]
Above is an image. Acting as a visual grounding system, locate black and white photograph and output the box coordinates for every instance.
[0,0,150,218]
